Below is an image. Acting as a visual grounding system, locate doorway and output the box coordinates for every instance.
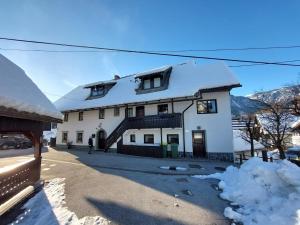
[136,106,145,118]
[97,130,107,150]
[192,130,206,157]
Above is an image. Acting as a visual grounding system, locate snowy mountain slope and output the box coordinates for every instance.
[231,85,300,117]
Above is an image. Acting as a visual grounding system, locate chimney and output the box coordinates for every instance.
[114,75,120,80]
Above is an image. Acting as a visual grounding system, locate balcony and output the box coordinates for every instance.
[127,113,182,129]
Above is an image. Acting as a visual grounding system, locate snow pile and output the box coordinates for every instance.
[12,178,109,225]
[0,54,62,120]
[193,158,300,225]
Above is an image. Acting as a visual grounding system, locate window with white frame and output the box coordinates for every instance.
[76,132,83,143]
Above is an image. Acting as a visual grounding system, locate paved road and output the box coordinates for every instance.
[39,148,231,225]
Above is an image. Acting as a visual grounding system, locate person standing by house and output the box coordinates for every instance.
[88,136,93,154]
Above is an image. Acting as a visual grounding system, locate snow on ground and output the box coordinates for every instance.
[11,178,109,225]
[193,158,300,225]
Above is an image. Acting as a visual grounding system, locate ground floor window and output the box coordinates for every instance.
[62,132,68,143]
[76,132,83,143]
[167,134,179,144]
[144,134,154,144]
[130,134,135,142]
[158,104,168,114]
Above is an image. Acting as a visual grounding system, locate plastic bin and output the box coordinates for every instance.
[171,144,179,158]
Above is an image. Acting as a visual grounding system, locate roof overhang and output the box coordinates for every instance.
[0,106,63,123]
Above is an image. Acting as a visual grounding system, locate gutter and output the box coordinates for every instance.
[182,100,194,157]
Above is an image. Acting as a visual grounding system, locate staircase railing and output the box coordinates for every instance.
[105,113,182,149]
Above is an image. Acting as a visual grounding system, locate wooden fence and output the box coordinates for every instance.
[0,158,41,205]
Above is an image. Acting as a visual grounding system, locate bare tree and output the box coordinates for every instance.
[239,113,261,157]
[255,93,296,159]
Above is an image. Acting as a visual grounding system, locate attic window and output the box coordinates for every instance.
[135,66,172,94]
[91,86,104,97]
[84,81,116,100]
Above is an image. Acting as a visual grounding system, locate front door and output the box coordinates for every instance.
[98,130,106,149]
[136,106,145,118]
[192,130,206,157]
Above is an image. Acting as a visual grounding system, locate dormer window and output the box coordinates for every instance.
[135,66,172,94]
[91,86,104,97]
[84,81,117,100]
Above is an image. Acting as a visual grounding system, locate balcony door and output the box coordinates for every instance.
[136,106,145,118]
[192,130,206,157]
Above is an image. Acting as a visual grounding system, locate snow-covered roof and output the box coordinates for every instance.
[233,130,264,152]
[55,61,240,112]
[0,54,62,121]
[134,65,171,78]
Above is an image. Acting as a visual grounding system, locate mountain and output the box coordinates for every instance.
[231,85,300,117]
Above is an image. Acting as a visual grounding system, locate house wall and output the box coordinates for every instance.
[56,91,233,159]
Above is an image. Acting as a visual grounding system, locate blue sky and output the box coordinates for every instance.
[0,0,300,101]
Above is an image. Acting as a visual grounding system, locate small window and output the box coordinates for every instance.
[154,77,161,88]
[62,132,68,143]
[197,100,217,114]
[99,108,105,119]
[64,113,68,122]
[143,79,151,89]
[79,111,83,121]
[167,134,179,144]
[144,134,154,144]
[127,108,134,117]
[114,107,120,116]
[158,104,168,114]
[91,86,104,97]
[76,132,83,143]
[130,134,136,143]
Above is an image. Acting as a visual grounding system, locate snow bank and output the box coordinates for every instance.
[12,178,109,225]
[193,158,300,225]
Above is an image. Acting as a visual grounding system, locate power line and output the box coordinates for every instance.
[1,46,300,68]
[0,37,300,67]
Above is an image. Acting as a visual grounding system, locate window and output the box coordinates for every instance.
[76,132,83,143]
[99,108,105,119]
[158,104,168,114]
[144,134,154,144]
[154,77,161,88]
[64,113,68,122]
[143,76,162,90]
[51,123,57,129]
[167,134,179,144]
[62,132,68,143]
[130,134,135,142]
[143,79,151,89]
[127,108,134,117]
[114,107,120,116]
[79,111,83,121]
[91,86,104,97]
[197,100,217,114]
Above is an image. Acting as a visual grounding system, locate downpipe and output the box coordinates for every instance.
[182,100,194,157]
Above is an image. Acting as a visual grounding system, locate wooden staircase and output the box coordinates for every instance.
[105,113,182,149]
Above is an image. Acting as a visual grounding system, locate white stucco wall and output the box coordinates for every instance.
[56,91,233,153]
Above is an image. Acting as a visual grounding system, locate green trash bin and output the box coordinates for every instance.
[171,143,179,158]
[162,144,168,158]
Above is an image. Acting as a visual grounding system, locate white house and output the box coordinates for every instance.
[54,61,241,161]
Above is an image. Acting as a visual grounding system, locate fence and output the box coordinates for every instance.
[0,158,41,205]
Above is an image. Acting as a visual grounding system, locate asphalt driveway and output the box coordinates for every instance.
[37,147,232,225]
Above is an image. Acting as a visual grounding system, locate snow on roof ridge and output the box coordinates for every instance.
[55,61,241,112]
[0,54,63,120]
